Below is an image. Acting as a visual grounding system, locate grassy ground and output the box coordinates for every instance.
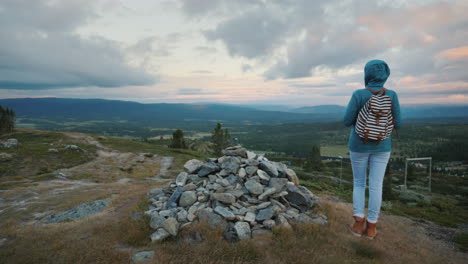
[0,129,466,263]
[94,135,210,177]
[0,129,97,182]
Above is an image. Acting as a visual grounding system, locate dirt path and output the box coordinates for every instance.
[0,132,173,227]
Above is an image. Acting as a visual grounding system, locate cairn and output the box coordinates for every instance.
[146,146,327,242]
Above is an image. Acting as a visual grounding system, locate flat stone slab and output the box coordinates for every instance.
[42,198,111,223]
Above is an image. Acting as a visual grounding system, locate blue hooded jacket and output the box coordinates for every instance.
[343,60,402,152]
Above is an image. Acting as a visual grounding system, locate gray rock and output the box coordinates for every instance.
[197,208,228,230]
[259,161,279,177]
[234,221,251,240]
[244,166,258,176]
[183,183,197,191]
[275,162,288,178]
[167,188,184,209]
[151,228,171,242]
[42,198,111,223]
[220,156,241,174]
[184,159,203,174]
[258,187,277,200]
[269,178,288,192]
[214,206,236,220]
[246,151,256,160]
[189,175,203,184]
[131,251,154,262]
[256,207,274,221]
[285,168,299,185]
[276,214,292,229]
[238,168,247,178]
[263,219,276,229]
[285,185,315,212]
[211,193,236,204]
[147,188,165,199]
[162,217,179,236]
[226,189,244,198]
[244,212,256,224]
[176,172,189,186]
[150,214,166,229]
[179,191,197,207]
[198,162,220,177]
[257,169,271,181]
[177,209,188,222]
[244,179,264,195]
[225,174,240,185]
[222,146,247,158]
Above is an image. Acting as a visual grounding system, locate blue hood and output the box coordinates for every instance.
[364,60,390,89]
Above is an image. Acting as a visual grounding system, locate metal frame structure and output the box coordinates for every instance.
[404,157,432,192]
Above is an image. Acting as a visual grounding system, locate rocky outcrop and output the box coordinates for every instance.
[145,146,326,242]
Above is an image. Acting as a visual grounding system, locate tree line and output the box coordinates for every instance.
[170,122,231,156]
[0,105,15,134]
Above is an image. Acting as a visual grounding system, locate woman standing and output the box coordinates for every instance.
[343,60,401,239]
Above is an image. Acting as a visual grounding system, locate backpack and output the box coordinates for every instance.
[355,88,395,144]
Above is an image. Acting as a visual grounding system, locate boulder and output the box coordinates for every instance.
[259,161,279,178]
[176,172,189,187]
[256,207,274,221]
[179,191,197,207]
[151,228,171,242]
[244,179,264,195]
[234,222,251,240]
[197,208,228,230]
[162,217,179,236]
[214,206,236,220]
[184,159,203,174]
[198,162,220,177]
[220,156,241,174]
[211,193,236,204]
[222,146,247,158]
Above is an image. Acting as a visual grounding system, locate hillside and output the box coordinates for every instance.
[0,128,466,263]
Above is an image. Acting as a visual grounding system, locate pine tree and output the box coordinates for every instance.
[305,145,323,171]
[211,123,231,156]
[170,129,186,149]
[0,106,14,134]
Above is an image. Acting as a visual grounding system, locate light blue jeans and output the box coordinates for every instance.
[350,151,391,223]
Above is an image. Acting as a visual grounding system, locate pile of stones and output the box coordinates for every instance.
[146,146,327,242]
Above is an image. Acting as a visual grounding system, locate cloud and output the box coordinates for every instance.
[181,0,468,83]
[0,0,156,90]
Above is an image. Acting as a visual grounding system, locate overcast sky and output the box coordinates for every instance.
[0,0,467,106]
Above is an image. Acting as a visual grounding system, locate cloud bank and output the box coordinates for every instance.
[0,0,156,90]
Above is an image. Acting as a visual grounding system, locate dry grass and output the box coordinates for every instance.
[1,187,467,264]
[0,182,164,264]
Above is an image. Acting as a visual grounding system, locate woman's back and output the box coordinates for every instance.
[343,60,402,152]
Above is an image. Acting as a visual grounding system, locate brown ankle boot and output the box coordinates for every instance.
[348,216,366,237]
[365,221,377,239]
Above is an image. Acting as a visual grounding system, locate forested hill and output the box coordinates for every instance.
[0,98,343,124]
[0,98,467,125]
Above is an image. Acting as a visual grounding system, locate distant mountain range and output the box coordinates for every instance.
[0,98,467,125]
